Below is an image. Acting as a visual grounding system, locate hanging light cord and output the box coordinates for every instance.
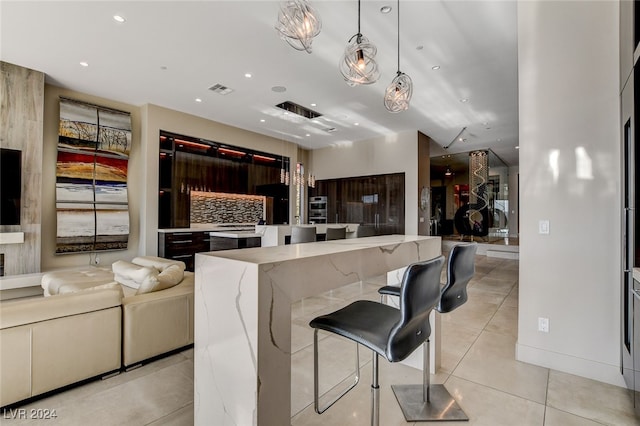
[356,0,362,41]
[396,0,400,73]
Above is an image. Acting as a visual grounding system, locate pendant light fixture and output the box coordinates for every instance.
[275,0,322,54]
[339,0,380,86]
[384,0,413,112]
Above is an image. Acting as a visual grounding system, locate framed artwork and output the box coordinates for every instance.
[56,98,131,254]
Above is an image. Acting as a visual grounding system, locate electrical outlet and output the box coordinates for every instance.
[538,317,549,333]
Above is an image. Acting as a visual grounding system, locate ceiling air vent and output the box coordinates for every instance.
[209,84,234,95]
[275,101,322,120]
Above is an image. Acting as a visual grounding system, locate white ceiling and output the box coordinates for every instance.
[0,0,519,166]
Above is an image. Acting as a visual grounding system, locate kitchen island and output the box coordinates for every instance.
[194,234,441,425]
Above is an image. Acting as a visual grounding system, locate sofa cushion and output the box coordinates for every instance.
[131,256,186,272]
[136,264,184,295]
[58,280,120,295]
[112,260,158,290]
[42,267,115,296]
[0,286,123,330]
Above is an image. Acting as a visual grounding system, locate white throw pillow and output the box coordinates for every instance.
[136,264,184,295]
[112,260,158,289]
[131,256,186,272]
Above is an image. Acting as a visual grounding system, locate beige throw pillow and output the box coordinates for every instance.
[112,260,158,289]
[131,256,186,272]
[136,264,184,295]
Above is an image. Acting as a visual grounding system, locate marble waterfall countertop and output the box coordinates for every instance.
[194,234,442,426]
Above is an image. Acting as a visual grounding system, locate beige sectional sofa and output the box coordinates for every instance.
[122,274,194,367]
[0,286,123,407]
[0,257,194,408]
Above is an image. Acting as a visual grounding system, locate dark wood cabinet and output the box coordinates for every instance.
[158,231,210,271]
[158,131,289,228]
[312,172,405,235]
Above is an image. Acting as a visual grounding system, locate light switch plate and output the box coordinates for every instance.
[539,220,550,235]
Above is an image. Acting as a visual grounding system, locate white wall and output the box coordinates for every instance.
[516,1,622,386]
[309,130,420,234]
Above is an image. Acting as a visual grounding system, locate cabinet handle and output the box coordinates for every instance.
[173,240,193,244]
[173,232,193,236]
[172,254,193,260]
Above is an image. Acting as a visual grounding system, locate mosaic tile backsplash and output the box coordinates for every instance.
[190,191,265,224]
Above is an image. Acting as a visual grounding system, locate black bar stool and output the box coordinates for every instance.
[378,242,477,422]
[309,255,445,426]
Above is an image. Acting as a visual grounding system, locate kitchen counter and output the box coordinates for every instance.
[209,231,262,251]
[194,235,441,425]
[158,223,256,233]
[209,231,262,238]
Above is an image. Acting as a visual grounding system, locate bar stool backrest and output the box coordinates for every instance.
[386,255,445,362]
[291,226,316,244]
[356,225,376,238]
[437,243,477,313]
[326,227,346,240]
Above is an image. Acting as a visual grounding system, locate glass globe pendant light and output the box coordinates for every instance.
[339,0,380,86]
[384,0,413,112]
[275,0,322,54]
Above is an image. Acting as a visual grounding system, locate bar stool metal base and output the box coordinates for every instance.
[391,384,469,422]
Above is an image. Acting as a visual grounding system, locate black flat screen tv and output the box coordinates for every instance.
[0,148,22,225]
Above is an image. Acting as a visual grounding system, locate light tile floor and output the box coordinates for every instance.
[2,255,638,425]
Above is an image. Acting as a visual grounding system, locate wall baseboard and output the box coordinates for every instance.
[516,342,627,388]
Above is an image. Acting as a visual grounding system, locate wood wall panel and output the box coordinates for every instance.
[0,62,44,275]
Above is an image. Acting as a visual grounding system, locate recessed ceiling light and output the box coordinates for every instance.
[245,73,252,78]
[460,98,468,103]
[306,133,311,137]
[310,103,317,107]
[431,65,440,70]
[272,86,287,93]
[515,145,520,149]
[195,98,202,103]
[354,122,359,126]
[113,15,126,23]
[260,119,266,123]
[79,61,89,67]
[380,5,392,14]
